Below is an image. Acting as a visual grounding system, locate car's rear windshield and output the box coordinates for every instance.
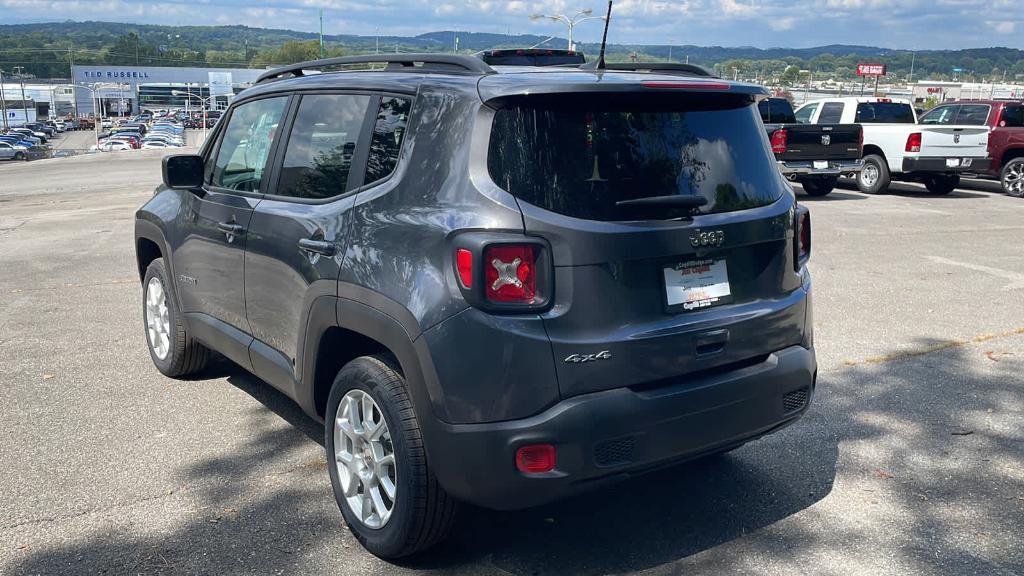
[855,102,915,123]
[487,93,783,221]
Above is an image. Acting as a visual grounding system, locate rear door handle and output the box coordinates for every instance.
[216,222,245,235]
[299,238,337,256]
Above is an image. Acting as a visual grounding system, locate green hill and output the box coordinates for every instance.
[1,21,1022,83]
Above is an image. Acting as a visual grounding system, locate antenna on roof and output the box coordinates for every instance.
[596,1,613,70]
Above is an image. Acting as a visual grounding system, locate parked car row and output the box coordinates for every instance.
[90,117,187,153]
[1,121,61,161]
[790,96,1021,197]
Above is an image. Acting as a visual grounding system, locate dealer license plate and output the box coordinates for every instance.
[946,158,961,168]
[813,160,829,170]
[664,259,732,311]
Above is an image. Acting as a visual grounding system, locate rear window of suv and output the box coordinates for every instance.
[487,93,783,221]
[855,102,915,123]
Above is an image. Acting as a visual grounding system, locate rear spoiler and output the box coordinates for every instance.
[478,72,767,104]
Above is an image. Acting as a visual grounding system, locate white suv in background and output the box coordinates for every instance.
[795,97,990,194]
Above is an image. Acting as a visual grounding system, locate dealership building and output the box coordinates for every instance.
[0,65,264,122]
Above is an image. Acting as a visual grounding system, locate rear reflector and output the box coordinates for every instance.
[798,210,811,265]
[640,80,731,90]
[484,244,537,303]
[455,248,473,288]
[771,128,788,154]
[516,444,556,473]
[905,132,922,153]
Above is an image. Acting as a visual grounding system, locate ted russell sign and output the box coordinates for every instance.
[81,70,152,79]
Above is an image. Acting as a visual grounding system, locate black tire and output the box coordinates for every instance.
[13,152,25,161]
[142,258,209,377]
[857,154,890,195]
[799,176,837,197]
[325,355,458,559]
[923,174,960,195]
[1000,158,1024,198]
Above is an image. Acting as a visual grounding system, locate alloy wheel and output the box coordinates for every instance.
[145,277,171,360]
[1003,161,1024,197]
[334,389,397,529]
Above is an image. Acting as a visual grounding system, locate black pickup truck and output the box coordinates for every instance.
[759,97,862,196]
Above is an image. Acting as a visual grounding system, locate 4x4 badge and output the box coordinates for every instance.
[564,350,612,363]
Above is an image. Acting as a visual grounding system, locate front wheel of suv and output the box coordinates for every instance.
[1001,158,1024,198]
[325,355,458,559]
[13,151,25,161]
[857,154,890,195]
[142,258,209,377]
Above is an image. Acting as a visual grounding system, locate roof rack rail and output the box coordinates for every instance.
[580,61,715,78]
[256,53,495,83]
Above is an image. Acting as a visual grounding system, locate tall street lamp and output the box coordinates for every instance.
[172,89,212,145]
[530,8,607,51]
[53,84,101,148]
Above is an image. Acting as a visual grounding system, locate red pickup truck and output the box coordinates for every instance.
[919,100,1024,197]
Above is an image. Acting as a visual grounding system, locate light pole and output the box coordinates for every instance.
[172,89,211,145]
[54,83,101,148]
[800,69,812,104]
[530,8,607,51]
[908,51,916,85]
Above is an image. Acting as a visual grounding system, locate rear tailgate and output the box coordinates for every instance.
[483,75,808,399]
[919,126,989,158]
[778,124,861,161]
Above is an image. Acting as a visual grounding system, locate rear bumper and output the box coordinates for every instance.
[425,344,817,510]
[778,159,863,176]
[902,156,991,173]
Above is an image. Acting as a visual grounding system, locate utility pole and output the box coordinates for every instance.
[319,9,325,58]
[13,66,30,127]
[0,68,8,130]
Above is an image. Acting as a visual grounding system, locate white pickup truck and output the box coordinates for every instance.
[794,97,990,194]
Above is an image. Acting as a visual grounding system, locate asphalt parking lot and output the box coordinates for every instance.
[1,154,1022,575]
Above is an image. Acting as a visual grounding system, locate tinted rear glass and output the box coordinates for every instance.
[487,93,784,221]
[758,98,796,123]
[855,102,915,123]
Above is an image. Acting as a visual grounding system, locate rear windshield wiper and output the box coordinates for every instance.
[616,195,708,210]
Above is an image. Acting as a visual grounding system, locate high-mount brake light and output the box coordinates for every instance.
[771,129,788,154]
[640,81,731,90]
[906,132,922,153]
[484,245,537,303]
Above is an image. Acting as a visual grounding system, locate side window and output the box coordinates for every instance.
[817,102,845,124]
[1001,105,1024,128]
[955,104,990,125]
[919,105,957,125]
[210,97,288,192]
[794,103,818,124]
[364,96,412,185]
[276,94,372,200]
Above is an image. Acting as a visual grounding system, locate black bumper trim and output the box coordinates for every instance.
[902,156,992,173]
[424,344,817,510]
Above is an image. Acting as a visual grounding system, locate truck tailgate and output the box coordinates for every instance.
[772,124,861,161]
[920,126,989,158]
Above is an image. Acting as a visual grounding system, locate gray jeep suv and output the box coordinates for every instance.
[135,54,816,558]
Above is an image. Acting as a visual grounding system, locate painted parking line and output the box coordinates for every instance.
[926,256,1024,290]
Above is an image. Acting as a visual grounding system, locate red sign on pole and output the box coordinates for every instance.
[857,63,887,76]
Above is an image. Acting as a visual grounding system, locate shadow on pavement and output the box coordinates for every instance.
[835,178,992,199]
[9,339,1022,575]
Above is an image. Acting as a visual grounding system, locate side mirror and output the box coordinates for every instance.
[162,154,203,189]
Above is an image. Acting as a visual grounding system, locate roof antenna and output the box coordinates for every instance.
[596,1,613,70]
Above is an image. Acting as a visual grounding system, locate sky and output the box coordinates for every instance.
[0,0,1021,50]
